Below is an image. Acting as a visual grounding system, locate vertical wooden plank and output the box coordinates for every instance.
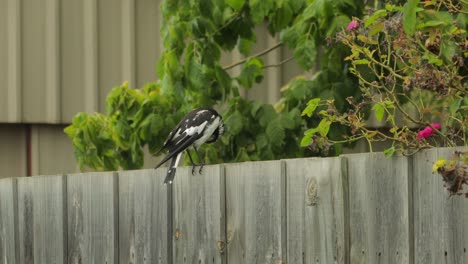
[135,0,161,87]
[0,0,7,121]
[225,160,286,264]
[285,157,347,263]
[173,165,226,264]
[21,0,47,122]
[61,0,85,121]
[118,169,168,263]
[45,0,61,122]
[121,0,136,86]
[17,175,66,264]
[413,147,468,264]
[67,172,118,264]
[83,0,99,113]
[345,153,410,264]
[7,0,22,122]
[0,178,18,264]
[97,0,123,112]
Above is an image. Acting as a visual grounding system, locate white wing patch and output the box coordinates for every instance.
[185,121,208,136]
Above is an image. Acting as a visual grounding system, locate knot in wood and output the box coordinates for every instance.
[306,178,318,206]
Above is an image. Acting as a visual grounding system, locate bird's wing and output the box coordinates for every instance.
[154,129,204,169]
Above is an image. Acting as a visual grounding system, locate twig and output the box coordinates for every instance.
[262,56,294,69]
[223,42,283,70]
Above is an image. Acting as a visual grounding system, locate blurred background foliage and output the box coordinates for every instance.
[65,0,466,171]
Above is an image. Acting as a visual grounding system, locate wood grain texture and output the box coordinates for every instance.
[345,152,410,264]
[67,171,118,264]
[172,164,226,264]
[17,175,66,264]
[412,147,468,264]
[285,157,347,264]
[225,160,286,264]
[0,178,18,264]
[118,168,168,264]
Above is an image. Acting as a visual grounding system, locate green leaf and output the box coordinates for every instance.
[326,15,350,37]
[365,9,387,27]
[317,119,331,137]
[259,104,277,127]
[372,103,385,122]
[270,4,293,31]
[353,59,370,65]
[256,133,268,150]
[239,38,253,56]
[384,146,396,158]
[294,38,316,70]
[266,119,285,147]
[237,57,264,88]
[279,114,295,129]
[422,53,443,66]
[225,110,244,135]
[227,0,246,11]
[369,22,384,37]
[251,101,263,117]
[302,98,321,117]
[289,0,305,13]
[300,135,312,147]
[303,0,327,20]
[250,0,274,24]
[417,20,446,29]
[150,114,164,134]
[403,0,419,36]
[449,98,462,115]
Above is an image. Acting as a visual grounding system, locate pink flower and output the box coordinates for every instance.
[417,123,441,140]
[346,20,359,31]
[431,123,441,130]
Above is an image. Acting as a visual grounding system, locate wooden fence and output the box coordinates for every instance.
[0,147,467,264]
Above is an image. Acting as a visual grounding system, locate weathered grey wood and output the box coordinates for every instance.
[413,147,468,264]
[173,165,226,264]
[345,152,410,264]
[17,175,66,264]
[0,178,18,264]
[118,169,168,264]
[67,171,118,264]
[225,160,286,264]
[285,157,347,264]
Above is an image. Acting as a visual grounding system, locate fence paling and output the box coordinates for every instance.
[0,147,466,264]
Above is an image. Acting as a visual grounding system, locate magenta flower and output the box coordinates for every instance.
[346,20,359,31]
[417,123,441,140]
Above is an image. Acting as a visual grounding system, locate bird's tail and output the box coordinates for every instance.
[163,152,183,184]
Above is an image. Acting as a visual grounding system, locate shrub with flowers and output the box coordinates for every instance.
[300,0,467,195]
[301,1,467,157]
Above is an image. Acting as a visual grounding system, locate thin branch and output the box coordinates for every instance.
[223,42,283,70]
[262,56,294,69]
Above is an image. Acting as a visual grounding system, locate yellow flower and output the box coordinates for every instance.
[432,158,446,173]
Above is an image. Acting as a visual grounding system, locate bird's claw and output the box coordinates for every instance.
[190,164,205,175]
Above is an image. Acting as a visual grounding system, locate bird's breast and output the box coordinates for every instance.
[194,117,220,147]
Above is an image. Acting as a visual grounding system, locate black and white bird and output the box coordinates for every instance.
[154,108,225,184]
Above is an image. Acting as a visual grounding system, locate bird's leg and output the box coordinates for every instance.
[193,146,205,174]
[186,150,198,175]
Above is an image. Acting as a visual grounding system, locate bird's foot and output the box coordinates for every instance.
[190,164,205,175]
